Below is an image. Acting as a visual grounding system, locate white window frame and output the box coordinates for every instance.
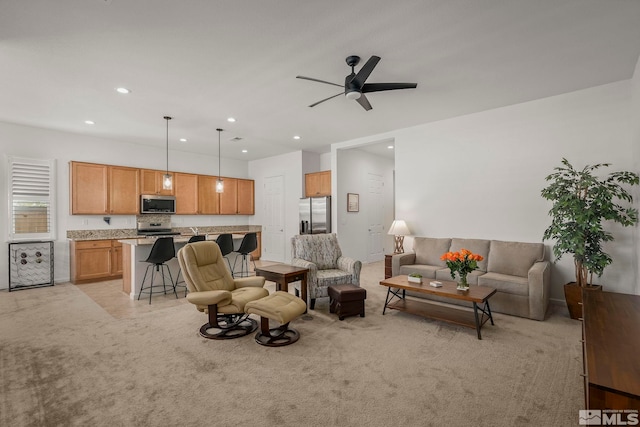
[7,156,56,242]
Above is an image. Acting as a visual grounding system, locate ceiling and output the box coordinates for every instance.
[2,0,640,162]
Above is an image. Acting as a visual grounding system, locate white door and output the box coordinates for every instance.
[263,175,285,262]
[367,172,384,262]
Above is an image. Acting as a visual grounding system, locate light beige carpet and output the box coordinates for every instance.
[0,261,583,427]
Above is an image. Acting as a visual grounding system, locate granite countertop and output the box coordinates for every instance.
[67,225,262,241]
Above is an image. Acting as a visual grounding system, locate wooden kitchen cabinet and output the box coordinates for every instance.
[109,166,139,214]
[70,239,122,284]
[70,162,139,214]
[219,177,238,215]
[111,241,123,275]
[71,162,109,214]
[174,172,198,214]
[305,170,331,197]
[71,160,255,216]
[197,175,220,214]
[237,179,255,214]
[140,169,174,196]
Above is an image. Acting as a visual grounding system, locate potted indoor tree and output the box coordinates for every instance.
[541,158,639,319]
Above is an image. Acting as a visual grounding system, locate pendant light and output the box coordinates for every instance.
[162,116,173,190]
[216,128,224,193]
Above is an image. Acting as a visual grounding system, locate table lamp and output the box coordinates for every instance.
[388,220,410,254]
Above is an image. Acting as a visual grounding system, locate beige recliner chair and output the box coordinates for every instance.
[177,241,268,339]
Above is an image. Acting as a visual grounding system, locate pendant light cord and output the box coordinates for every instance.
[217,128,222,177]
[164,116,172,174]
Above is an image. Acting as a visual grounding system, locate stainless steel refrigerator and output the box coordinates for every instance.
[299,196,331,234]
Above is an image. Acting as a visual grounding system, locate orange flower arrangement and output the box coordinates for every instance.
[440,248,484,289]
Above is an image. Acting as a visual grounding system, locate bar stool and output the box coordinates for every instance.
[137,237,177,304]
[174,235,206,296]
[232,232,258,277]
[216,233,235,277]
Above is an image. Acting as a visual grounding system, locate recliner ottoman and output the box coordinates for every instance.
[328,284,366,320]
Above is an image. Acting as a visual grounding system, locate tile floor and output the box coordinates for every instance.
[74,259,281,319]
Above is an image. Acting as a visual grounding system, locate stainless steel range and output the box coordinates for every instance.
[136,220,180,237]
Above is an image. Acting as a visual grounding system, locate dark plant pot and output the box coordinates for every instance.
[564,282,603,320]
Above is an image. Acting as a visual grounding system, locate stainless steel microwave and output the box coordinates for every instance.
[140,195,176,214]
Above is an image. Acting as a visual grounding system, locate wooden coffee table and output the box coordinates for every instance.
[254,264,309,313]
[380,275,496,339]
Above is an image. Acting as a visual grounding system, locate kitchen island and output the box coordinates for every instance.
[67,223,261,286]
[119,234,248,299]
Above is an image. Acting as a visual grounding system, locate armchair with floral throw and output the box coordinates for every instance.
[290,233,362,310]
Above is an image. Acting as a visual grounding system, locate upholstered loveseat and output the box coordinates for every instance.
[391,237,550,320]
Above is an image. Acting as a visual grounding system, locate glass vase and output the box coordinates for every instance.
[457,273,469,291]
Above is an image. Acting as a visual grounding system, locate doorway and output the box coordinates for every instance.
[262,175,285,262]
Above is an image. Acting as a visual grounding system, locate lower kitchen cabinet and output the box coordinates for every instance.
[70,239,123,284]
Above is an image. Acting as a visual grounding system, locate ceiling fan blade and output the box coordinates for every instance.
[351,56,381,87]
[296,76,343,88]
[355,93,372,111]
[362,82,418,93]
[309,92,343,108]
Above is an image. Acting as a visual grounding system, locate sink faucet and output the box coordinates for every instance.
[190,227,199,236]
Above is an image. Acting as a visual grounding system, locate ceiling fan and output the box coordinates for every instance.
[296,55,417,111]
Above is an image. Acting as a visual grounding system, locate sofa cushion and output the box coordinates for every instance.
[398,264,440,279]
[435,268,484,285]
[478,272,529,296]
[449,238,490,272]
[316,269,353,287]
[487,240,544,277]
[413,237,451,267]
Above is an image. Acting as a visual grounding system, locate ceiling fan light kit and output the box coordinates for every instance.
[297,55,417,111]
[345,91,361,100]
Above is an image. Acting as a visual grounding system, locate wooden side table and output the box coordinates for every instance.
[254,264,309,313]
[384,254,393,279]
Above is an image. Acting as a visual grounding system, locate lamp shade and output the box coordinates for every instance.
[388,220,410,236]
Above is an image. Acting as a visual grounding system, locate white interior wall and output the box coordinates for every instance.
[0,121,250,287]
[397,80,635,300]
[300,151,320,198]
[631,56,640,295]
[335,148,394,262]
[333,80,636,301]
[248,150,303,263]
[319,153,331,171]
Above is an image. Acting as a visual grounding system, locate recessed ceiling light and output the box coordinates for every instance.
[242,149,248,153]
[387,145,394,149]
[227,117,236,122]
[179,138,187,142]
[293,135,301,140]
[84,120,95,125]
[116,87,130,94]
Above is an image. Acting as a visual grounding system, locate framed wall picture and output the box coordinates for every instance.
[347,193,359,212]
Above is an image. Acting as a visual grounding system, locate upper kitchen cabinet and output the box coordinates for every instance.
[237,179,255,215]
[109,166,139,214]
[174,172,198,215]
[70,160,255,216]
[305,170,331,197]
[140,169,174,196]
[219,177,238,215]
[70,162,139,214]
[197,175,219,215]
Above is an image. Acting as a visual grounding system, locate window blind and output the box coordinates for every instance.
[8,156,56,241]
